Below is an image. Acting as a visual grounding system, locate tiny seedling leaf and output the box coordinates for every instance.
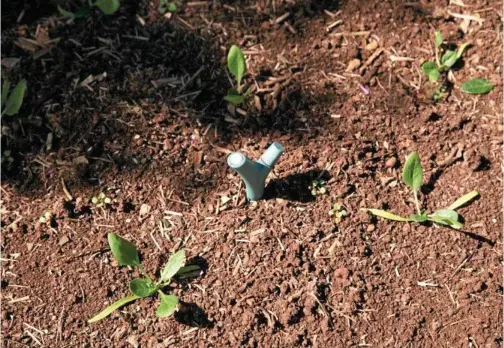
[435,31,443,48]
[224,88,245,105]
[227,45,246,86]
[160,249,186,283]
[129,278,157,298]
[427,69,440,82]
[456,42,470,60]
[4,79,26,116]
[428,209,462,229]
[95,0,120,14]
[441,50,458,68]
[421,61,437,75]
[402,152,423,191]
[410,212,428,222]
[107,233,140,267]
[363,209,411,222]
[2,80,10,109]
[446,191,479,210]
[88,295,139,323]
[58,5,76,18]
[461,79,494,95]
[156,291,178,318]
[168,2,177,12]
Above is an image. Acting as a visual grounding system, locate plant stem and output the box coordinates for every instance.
[138,266,152,281]
[413,190,421,215]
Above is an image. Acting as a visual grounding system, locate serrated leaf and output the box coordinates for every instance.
[227,45,246,86]
[160,250,185,283]
[88,295,138,323]
[441,50,458,68]
[4,79,26,116]
[421,61,437,75]
[156,291,178,318]
[107,233,140,267]
[461,79,494,95]
[129,278,157,298]
[95,0,120,14]
[428,69,440,82]
[435,31,443,48]
[447,191,479,210]
[428,209,462,229]
[58,5,76,18]
[402,152,423,190]
[362,209,411,222]
[2,80,10,109]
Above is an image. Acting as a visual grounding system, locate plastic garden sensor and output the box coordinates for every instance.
[227,142,285,201]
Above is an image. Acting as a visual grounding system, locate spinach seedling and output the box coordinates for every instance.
[224,45,248,105]
[363,152,479,229]
[421,31,493,100]
[58,0,120,18]
[329,203,347,224]
[91,192,111,208]
[310,179,327,196]
[158,0,177,14]
[89,233,200,323]
[1,79,27,117]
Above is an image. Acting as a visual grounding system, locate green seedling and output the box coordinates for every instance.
[158,0,177,14]
[58,0,119,18]
[1,79,27,117]
[89,233,200,323]
[38,212,53,224]
[91,192,111,208]
[1,150,14,164]
[363,152,479,229]
[329,203,347,224]
[310,179,327,196]
[224,45,248,105]
[421,31,493,100]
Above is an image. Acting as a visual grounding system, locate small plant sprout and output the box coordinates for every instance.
[58,0,120,18]
[89,233,200,323]
[363,152,479,229]
[91,192,111,208]
[1,79,27,117]
[310,179,327,196]
[421,31,493,100]
[329,203,347,224]
[39,212,53,224]
[158,0,177,14]
[224,45,248,105]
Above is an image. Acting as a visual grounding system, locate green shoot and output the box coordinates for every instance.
[158,0,177,14]
[38,212,53,224]
[89,233,201,323]
[91,192,111,208]
[310,179,327,196]
[225,45,248,106]
[329,203,347,224]
[1,79,27,117]
[363,152,479,230]
[421,31,493,100]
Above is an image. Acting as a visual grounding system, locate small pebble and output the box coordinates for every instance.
[386,157,397,168]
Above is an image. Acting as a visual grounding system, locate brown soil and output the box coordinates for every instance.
[1,0,502,347]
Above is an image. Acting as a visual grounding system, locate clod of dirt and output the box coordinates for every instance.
[346,59,361,72]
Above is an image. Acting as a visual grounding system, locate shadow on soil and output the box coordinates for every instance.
[2,0,342,196]
[264,169,330,202]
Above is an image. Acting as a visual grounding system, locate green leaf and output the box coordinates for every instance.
[427,69,440,82]
[435,31,443,48]
[441,50,458,68]
[456,42,470,60]
[410,212,428,222]
[421,61,437,75]
[2,80,10,109]
[4,79,26,116]
[176,265,200,275]
[362,209,411,222]
[107,233,140,267]
[75,7,90,18]
[227,45,246,86]
[168,2,177,12]
[428,209,462,229]
[129,278,157,298]
[95,0,120,14]
[160,250,185,283]
[156,291,178,318]
[461,79,494,95]
[446,191,479,210]
[88,295,139,323]
[58,5,76,18]
[224,88,245,105]
[402,152,423,191]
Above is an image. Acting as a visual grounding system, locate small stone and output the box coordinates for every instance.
[139,204,151,217]
[346,58,361,72]
[26,243,34,252]
[365,40,378,51]
[127,335,139,348]
[59,235,70,246]
[163,139,173,151]
[385,157,397,168]
[366,224,375,232]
